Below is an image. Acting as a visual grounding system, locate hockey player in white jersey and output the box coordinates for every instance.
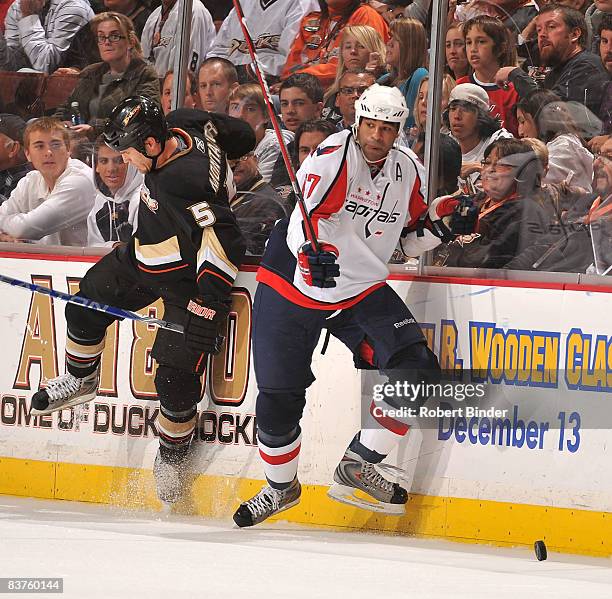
[233,84,461,527]
[208,0,319,78]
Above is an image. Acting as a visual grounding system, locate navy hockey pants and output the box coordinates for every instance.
[253,282,440,438]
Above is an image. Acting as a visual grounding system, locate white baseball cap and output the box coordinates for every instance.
[449,83,490,112]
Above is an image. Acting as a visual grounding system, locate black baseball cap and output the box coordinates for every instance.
[0,113,27,143]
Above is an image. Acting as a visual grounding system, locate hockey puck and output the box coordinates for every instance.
[534,540,547,561]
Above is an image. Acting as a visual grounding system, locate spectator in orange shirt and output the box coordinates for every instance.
[281,0,389,90]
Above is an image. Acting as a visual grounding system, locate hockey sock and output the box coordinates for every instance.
[350,427,407,464]
[257,427,302,490]
[157,405,197,461]
[65,330,106,377]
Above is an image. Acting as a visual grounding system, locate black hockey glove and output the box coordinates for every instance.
[449,195,479,236]
[298,241,340,288]
[184,296,230,356]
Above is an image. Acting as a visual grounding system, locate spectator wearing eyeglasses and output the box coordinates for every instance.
[53,12,160,139]
[0,0,94,73]
[228,151,289,256]
[442,138,550,269]
[332,70,376,130]
[321,25,386,126]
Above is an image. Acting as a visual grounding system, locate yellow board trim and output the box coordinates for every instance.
[1,455,610,557]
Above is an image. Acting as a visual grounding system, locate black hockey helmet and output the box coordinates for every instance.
[103,96,168,155]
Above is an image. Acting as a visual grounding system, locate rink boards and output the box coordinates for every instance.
[0,253,611,556]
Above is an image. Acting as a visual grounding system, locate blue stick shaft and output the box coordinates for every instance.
[0,273,184,334]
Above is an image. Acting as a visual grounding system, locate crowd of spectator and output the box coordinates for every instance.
[0,0,609,275]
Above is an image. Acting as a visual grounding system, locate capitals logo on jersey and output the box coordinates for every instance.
[140,184,158,213]
[345,184,401,239]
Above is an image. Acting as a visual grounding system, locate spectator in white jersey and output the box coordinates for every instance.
[0,0,94,73]
[141,0,215,78]
[87,138,142,247]
[0,117,95,245]
[208,0,319,81]
[197,57,239,114]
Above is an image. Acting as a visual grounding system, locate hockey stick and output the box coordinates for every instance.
[231,0,320,252]
[0,273,184,333]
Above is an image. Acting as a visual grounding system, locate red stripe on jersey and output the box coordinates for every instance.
[359,339,375,366]
[257,267,385,310]
[137,263,190,274]
[197,268,233,287]
[259,444,301,465]
[404,170,427,228]
[309,159,348,237]
[370,400,410,436]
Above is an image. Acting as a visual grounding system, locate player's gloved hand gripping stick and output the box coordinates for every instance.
[184,296,230,354]
[232,0,340,288]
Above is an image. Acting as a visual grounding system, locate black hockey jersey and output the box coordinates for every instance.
[127,109,255,300]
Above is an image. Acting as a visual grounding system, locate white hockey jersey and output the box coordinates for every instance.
[207,0,319,76]
[141,1,215,77]
[258,129,441,307]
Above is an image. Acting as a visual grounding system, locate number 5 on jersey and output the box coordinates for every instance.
[188,201,216,228]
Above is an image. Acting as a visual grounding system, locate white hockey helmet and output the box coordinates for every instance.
[353,83,409,132]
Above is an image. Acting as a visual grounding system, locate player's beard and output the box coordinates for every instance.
[539,43,564,67]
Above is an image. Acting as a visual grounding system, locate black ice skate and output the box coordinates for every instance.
[233,478,302,528]
[153,447,192,505]
[328,448,408,515]
[30,370,99,416]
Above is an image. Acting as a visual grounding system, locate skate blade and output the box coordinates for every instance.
[327,483,406,515]
[30,392,96,416]
[30,393,97,416]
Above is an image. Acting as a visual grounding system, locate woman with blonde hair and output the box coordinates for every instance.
[378,17,428,130]
[412,74,456,141]
[54,12,160,139]
[322,24,386,124]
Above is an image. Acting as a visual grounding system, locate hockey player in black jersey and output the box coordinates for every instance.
[29,96,255,505]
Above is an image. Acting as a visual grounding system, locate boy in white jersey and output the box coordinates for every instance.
[233,85,460,527]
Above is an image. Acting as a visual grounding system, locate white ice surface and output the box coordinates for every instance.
[0,496,611,598]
